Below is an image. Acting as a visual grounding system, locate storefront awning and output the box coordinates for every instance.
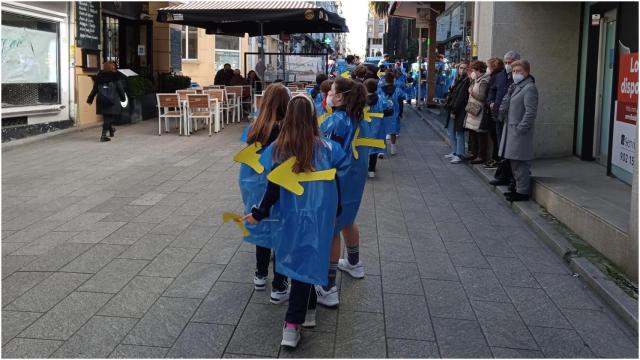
[156,1,349,36]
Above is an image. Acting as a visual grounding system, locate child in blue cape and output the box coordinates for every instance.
[317,78,369,307]
[405,77,416,105]
[379,70,405,155]
[309,73,328,105]
[316,79,334,125]
[243,95,350,348]
[235,84,291,303]
[363,79,394,178]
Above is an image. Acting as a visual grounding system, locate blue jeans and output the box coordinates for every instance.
[447,118,465,156]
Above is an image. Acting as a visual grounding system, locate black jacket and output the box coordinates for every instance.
[214,69,233,86]
[446,76,471,131]
[87,71,126,115]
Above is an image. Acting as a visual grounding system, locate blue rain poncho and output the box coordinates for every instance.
[364,97,392,155]
[320,109,370,236]
[379,84,405,135]
[258,139,350,285]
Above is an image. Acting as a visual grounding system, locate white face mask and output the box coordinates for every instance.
[326,95,334,107]
[513,73,525,84]
[470,72,478,80]
[505,64,512,73]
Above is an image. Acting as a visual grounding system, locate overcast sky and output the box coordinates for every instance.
[341,0,369,56]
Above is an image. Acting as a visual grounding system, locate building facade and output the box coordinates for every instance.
[366,10,385,57]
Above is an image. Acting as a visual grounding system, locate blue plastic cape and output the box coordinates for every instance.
[378,85,404,135]
[259,139,350,286]
[320,110,369,235]
[239,123,251,142]
[336,58,346,75]
[364,98,392,155]
[404,83,416,101]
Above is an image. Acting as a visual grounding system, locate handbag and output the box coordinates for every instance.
[465,98,483,117]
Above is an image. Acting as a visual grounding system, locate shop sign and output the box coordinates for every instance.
[416,7,431,28]
[612,52,638,174]
[76,2,100,50]
[170,28,182,71]
[436,13,450,42]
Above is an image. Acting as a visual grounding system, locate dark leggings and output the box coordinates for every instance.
[255,245,287,290]
[103,114,115,131]
[285,279,317,324]
[368,153,378,172]
[488,122,499,161]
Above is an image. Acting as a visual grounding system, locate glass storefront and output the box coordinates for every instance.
[215,35,240,70]
[1,11,60,108]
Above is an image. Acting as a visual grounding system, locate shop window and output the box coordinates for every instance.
[372,38,382,45]
[215,35,240,70]
[378,22,385,34]
[1,12,60,108]
[181,26,197,60]
[103,16,119,65]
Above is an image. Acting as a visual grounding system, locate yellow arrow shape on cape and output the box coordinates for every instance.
[363,106,384,123]
[317,104,333,125]
[222,212,250,237]
[233,142,264,174]
[340,70,351,79]
[267,157,336,195]
[351,127,386,160]
[377,70,385,78]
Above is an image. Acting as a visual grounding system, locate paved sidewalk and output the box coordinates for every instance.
[2,113,637,358]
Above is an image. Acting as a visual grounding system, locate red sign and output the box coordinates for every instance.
[616,53,638,125]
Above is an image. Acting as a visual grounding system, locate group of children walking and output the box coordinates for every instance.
[234,67,405,348]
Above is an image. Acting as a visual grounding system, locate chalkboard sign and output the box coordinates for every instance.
[76,2,100,50]
[170,28,182,71]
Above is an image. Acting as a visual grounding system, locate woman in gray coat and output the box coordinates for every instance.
[499,60,538,201]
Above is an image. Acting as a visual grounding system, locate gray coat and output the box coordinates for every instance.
[499,76,538,160]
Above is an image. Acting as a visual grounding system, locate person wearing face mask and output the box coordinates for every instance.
[499,60,538,202]
[443,62,470,163]
[463,61,491,164]
[485,58,508,168]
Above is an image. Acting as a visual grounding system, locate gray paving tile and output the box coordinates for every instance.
[1,255,38,278]
[486,256,539,288]
[192,281,253,325]
[422,279,475,320]
[130,192,167,206]
[279,330,336,358]
[149,215,197,236]
[98,276,173,318]
[20,291,112,340]
[562,308,638,358]
[131,205,176,224]
[2,311,42,345]
[238,303,287,328]
[511,244,569,274]
[225,324,282,357]
[101,221,156,244]
[78,258,149,293]
[109,344,169,358]
[122,297,200,347]
[101,206,151,223]
[1,241,24,256]
[55,212,110,231]
[528,326,595,358]
[504,286,572,329]
[444,241,491,269]
[13,231,79,256]
[218,249,255,283]
[5,272,90,312]
[166,322,234,358]
[432,317,492,358]
[414,249,459,281]
[381,261,423,295]
[68,221,126,243]
[470,300,538,350]
[164,262,224,298]
[1,338,63,358]
[378,236,415,262]
[3,220,66,244]
[20,243,94,272]
[222,352,275,358]
[50,316,137,358]
[384,293,434,340]
[457,267,510,302]
[170,225,218,249]
[335,311,386,358]
[117,233,175,260]
[60,244,128,273]
[387,339,440,358]
[139,247,198,278]
[534,273,602,310]
[2,271,52,307]
[490,347,544,358]
[435,220,474,243]
[88,196,136,212]
[473,236,517,258]
[339,275,384,313]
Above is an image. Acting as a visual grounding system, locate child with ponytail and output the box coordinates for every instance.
[364,78,394,178]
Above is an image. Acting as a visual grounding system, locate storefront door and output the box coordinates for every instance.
[594,9,617,166]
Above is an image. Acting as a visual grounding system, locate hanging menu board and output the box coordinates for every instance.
[170,28,182,71]
[76,2,100,50]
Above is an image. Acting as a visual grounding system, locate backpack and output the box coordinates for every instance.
[98,82,116,106]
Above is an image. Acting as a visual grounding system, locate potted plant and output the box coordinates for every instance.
[127,76,157,123]
[158,73,192,93]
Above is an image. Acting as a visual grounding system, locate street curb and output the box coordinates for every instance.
[2,123,102,152]
[411,106,639,332]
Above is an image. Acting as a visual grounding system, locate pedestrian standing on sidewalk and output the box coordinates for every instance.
[87,61,126,142]
[380,70,405,155]
[236,84,291,303]
[443,62,470,164]
[485,57,508,168]
[499,60,538,202]
[242,95,350,348]
[464,60,491,164]
[315,79,334,125]
[364,78,394,178]
[317,78,368,307]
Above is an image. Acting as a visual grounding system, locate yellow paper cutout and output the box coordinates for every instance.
[340,70,351,79]
[317,104,333,125]
[363,106,384,123]
[351,127,386,160]
[222,212,250,237]
[267,157,336,195]
[377,70,385,78]
[233,142,264,174]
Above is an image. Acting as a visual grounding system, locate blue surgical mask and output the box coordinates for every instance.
[513,74,525,84]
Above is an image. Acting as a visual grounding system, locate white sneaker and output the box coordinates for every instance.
[450,155,463,164]
[302,309,316,328]
[377,153,384,159]
[444,153,454,159]
[385,134,391,140]
[368,171,375,179]
[390,143,397,155]
[338,259,365,279]
[270,284,290,304]
[254,274,267,291]
[315,285,339,307]
[281,325,301,348]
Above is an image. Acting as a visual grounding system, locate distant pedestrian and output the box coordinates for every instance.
[443,62,470,164]
[364,78,394,177]
[499,60,538,202]
[464,60,491,164]
[310,73,329,104]
[214,63,233,86]
[255,58,266,80]
[485,58,508,168]
[230,69,247,86]
[87,61,126,142]
[247,70,263,93]
[379,70,405,155]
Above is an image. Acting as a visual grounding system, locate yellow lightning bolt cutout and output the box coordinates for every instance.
[351,127,386,160]
[363,106,384,123]
[267,157,336,195]
[233,142,264,174]
[222,212,250,237]
[340,71,351,79]
[317,104,333,125]
[377,70,385,78]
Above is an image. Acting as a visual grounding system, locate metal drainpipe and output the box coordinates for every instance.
[472,1,479,58]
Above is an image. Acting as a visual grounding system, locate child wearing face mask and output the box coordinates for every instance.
[316,79,334,125]
[379,70,406,155]
[364,78,394,178]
